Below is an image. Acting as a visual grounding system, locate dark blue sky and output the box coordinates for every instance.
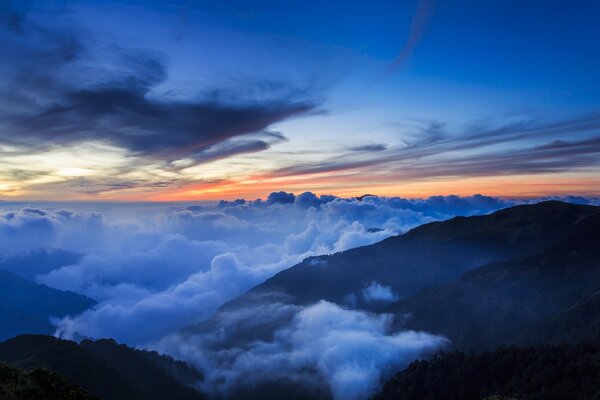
[0,0,599,200]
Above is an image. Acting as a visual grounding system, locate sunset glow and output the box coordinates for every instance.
[0,1,599,202]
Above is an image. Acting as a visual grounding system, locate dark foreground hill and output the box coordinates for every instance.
[0,270,95,341]
[0,362,99,400]
[0,335,205,400]
[388,213,600,350]
[374,342,600,400]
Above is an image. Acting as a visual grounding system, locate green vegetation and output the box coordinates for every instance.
[389,214,600,350]
[4,201,600,399]
[375,343,600,400]
[0,362,98,400]
[0,335,205,400]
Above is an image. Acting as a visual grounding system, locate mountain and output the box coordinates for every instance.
[4,201,597,400]
[176,201,600,399]
[388,213,600,350]
[235,201,600,309]
[374,342,600,400]
[0,361,99,400]
[0,249,82,281]
[0,270,95,341]
[184,201,600,343]
[0,335,206,400]
[540,289,600,343]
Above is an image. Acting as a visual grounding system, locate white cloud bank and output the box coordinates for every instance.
[1,193,598,398]
[0,193,596,344]
[160,300,449,400]
[362,281,399,303]
[0,193,512,344]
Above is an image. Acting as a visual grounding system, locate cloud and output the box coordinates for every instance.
[349,144,387,152]
[41,234,228,295]
[379,0,434,79]
[2,193,599,397]
[0,208,62,253]
[267,191,296,205]
[0,192,524,344]
[269,114,600,180]
[362,281,399,303]
[0,3,317,166]
[181,131,288,167]
[2,193,596,347]
[160,300,448,400]
[294,191,337,209]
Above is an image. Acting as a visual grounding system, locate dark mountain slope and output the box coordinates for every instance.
[389,214,600,350]
[181,201,600,372]
[0,249,82,281]
[241,201,600,308]
[540,289,600,343]
[0,362,99,400]
[0,335,205,400]
[0,270,95,341]
[375,343,600,400]
[80,338,204,398]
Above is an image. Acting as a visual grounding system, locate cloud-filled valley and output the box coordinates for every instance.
[161,299,448,400]
[1,193,600,398]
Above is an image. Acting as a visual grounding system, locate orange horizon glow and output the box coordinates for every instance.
[41,172,597,203]
[2,156,599,202]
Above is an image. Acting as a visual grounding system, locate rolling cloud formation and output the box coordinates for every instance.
[1,193,599,398]
[0,193,522,344]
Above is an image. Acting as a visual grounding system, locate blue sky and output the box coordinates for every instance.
[0,0,599,200]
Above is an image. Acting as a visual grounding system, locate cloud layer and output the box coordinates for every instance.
[2,193,600,397]
[161,300,448,400]
[0,193,531,344]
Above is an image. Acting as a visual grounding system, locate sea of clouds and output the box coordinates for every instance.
[160,299,448,400]
[1,192,597,399]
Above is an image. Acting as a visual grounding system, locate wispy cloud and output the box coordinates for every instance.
[268,113,600,180]
[379,0,434,79]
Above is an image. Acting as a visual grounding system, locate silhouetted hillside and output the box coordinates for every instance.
[185,202,600,344]
[0,335,205,400]
[0,270,95,341]
[389,213,600,350]
[238,201,600,308]
[0,361,99,400]
[374,343,600,400]
[179,201,600,399]
[5,202,599,400]
[0,249,82,280]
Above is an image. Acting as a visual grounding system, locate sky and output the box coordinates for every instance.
[1,0,599,201]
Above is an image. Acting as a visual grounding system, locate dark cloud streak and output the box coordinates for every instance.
[349,143,388,152]
[272,113,600,179]
[0,5,318,164]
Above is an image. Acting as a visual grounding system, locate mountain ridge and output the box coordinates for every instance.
[238,201,600,307]
[0,334,206,400]
[388,213,600,350]
[185,201,600,340]
[0,270,96,341]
